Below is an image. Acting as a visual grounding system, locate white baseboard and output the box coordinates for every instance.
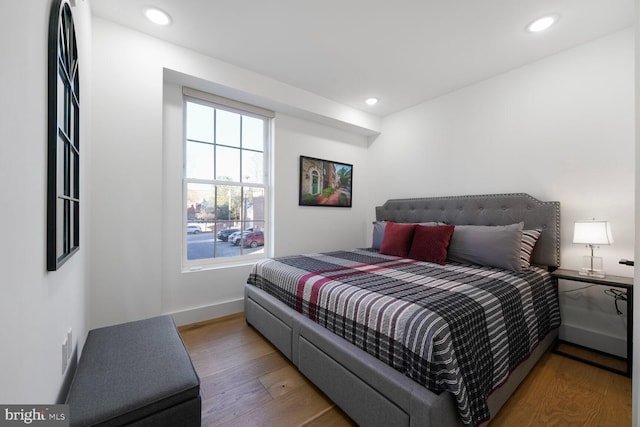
[559,323,626,358]
[170,298,244,326]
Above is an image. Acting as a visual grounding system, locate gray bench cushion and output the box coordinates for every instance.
[66,315,200,426]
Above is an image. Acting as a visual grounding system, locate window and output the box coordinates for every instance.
[183,88,272,267]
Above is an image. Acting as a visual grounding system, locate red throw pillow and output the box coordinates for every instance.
[408,225,455,265]
[379,222,417,257]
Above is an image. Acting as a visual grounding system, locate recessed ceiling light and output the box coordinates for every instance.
[527,15,558,33]
[144,7,171,26]
[365,97,379,106]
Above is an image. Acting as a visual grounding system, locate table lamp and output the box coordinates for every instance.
[573,220,613,278]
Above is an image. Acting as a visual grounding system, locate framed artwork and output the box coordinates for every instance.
[299,155,352,207]
[47,0,80,271]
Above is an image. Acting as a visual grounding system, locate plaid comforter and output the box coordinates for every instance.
[247,249,560,426]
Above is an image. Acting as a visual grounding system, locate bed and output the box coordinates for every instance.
[244,193,561,426]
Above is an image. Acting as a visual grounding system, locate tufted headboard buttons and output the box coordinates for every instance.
[375,193,560,268]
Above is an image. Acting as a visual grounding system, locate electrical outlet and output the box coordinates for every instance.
[67,329,73,361]
[62,338,68,374]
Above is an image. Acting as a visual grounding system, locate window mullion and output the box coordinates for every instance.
[213,108,217,180]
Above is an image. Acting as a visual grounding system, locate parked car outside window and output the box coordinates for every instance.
[228,231,243,245]
[187,225,201,234]
[241,231,264,248]
[217,228,239,241]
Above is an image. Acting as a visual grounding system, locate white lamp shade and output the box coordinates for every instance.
[573,220,613,245]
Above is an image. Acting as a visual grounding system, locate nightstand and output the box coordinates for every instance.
[551,268,633,377]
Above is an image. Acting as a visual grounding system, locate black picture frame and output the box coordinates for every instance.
[299,155,352,207]
[47,0,80,271]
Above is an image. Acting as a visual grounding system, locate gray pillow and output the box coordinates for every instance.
[447,222,524,271]
[372,221,387,250]
[372,221,442,250]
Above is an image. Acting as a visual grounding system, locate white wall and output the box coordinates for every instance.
[634,1,639,425]
[0,0,91,403]
[271,115,370,256]
[91,18,372,328]
[0,1,633,409]
[367,29,635,355]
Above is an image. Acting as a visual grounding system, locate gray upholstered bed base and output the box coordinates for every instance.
[244,193,560,426]
[245,285,557,426]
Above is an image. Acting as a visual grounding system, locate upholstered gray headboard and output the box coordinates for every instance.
[375,193,560,268]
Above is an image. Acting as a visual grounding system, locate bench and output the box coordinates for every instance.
[66,315,201,426]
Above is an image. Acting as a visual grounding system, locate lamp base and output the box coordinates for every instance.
[579,255,605,278]
[578,270,605,278]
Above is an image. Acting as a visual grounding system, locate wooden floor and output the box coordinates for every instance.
[179,313,631,427]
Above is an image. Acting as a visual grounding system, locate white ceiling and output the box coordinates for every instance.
[89,0,634,117]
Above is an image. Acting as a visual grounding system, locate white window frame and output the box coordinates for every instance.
[182,88,273,271]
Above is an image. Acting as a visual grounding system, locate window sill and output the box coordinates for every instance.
[182,256,263,273]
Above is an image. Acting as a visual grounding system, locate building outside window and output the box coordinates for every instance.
[183,89,272,267]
